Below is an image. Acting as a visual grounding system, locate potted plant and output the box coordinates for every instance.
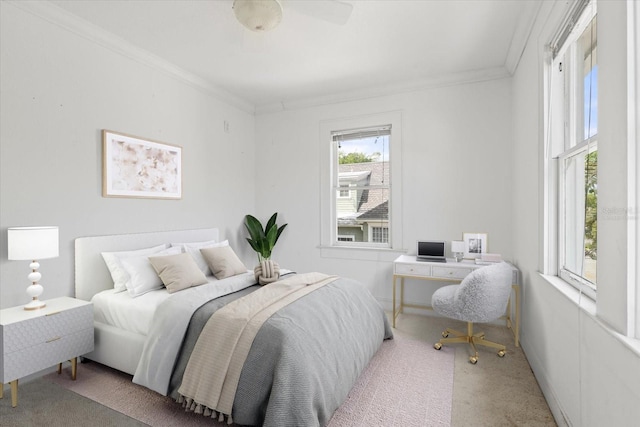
[244,213,287,284]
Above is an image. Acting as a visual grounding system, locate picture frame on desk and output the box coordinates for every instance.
[462,232,488,259]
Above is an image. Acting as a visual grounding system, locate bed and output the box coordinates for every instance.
[75,227,393,426]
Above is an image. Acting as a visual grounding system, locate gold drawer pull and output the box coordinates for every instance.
[46,311,61,317]
[46,336,61,343]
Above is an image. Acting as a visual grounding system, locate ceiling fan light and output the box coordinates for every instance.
[233,0,283,32]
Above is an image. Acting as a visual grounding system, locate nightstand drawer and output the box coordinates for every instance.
[1,327,93,382]
[1,304,93,353]
[395,263,432,277]
[432,266,473,280]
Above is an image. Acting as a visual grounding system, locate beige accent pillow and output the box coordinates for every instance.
[200,245,247,279]
[149,252,208,294]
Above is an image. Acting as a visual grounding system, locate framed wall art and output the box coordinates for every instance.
[102,130,182,199]
[462,232,488,259]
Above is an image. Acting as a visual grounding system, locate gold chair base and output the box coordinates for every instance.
[434,322,506,364]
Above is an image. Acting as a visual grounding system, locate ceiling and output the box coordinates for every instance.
[46,0,541,113]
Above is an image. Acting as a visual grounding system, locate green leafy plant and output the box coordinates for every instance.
[244,213,288,262]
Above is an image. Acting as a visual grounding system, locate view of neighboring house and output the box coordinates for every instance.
[337,161,389,243]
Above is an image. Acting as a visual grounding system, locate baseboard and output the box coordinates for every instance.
[519,336,572,427]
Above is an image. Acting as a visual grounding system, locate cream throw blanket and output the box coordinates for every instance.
[177,272,338,423]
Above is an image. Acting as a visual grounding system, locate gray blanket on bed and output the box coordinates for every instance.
[169,276,393,427]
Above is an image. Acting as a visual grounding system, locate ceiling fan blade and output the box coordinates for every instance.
[284,0,353,25]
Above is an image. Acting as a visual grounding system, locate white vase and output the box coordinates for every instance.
[254,259,280,285]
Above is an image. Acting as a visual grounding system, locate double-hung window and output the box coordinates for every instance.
[332,126,391,247]
[319,111,402,253]
[548,0,598,297]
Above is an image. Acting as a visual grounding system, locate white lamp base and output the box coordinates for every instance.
[25,262,46,310]
[24,298,46,311]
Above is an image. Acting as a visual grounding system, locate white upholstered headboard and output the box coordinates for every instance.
[75,228,219,301]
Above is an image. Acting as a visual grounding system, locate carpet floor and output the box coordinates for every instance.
[1,332,454,427]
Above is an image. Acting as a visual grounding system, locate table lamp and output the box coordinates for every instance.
[7,226,59,310]
[451,240,465,262]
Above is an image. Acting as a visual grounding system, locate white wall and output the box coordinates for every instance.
[512,1,640,426]
[254,78,513,307]
[0,2,256,309]
[4,2,639,425]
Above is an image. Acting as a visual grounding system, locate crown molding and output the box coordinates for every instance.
[7,0,255,114]
[7,0,534,118]
[504,0,543,75]
[255,66,512,115]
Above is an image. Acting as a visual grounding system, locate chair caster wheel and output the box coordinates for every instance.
[497,350,506,357]
[434,343,442,350]
[441,331,449,338]
[469,356,478,364]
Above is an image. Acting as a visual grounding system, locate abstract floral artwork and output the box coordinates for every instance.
[102,130,182,199]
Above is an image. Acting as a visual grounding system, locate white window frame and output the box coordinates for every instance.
[319,111,403,256]
[545,0,598,300]
[631,0,640,338]
[558,141,597,298]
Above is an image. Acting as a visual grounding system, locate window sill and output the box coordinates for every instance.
[539,273,596,315]
[319,245,406,262]
[539,273,640,357]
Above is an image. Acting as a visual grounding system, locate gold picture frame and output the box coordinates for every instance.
[102,130,182,199]
[462,232,488,259]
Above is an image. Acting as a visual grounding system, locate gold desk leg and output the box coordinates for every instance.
[400,277,404,314]
[392,275,406,328]
[0,381,3,399]
[71,358,77,380]
[392,275,397,328]
[57,362,62,374]
[514,285,520,347]
[10,379,18,407]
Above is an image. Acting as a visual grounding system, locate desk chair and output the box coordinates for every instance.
[432,262,513,364]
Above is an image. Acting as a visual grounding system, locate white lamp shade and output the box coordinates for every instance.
[8,226,59,260]
[451,240,465,253]
[233,0,283,32]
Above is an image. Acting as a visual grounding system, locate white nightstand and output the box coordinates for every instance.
[0,297,94,407]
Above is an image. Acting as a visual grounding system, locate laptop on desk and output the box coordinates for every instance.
[416,240,447,262]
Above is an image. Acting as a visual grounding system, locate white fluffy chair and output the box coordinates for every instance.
[432,262,513,364]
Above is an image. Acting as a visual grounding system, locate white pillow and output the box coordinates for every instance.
[184,240,229,276]
[121,246,182,297]
[169,239,218,251]
[101,244,167,292]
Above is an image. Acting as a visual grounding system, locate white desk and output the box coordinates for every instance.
[392,255,520,347]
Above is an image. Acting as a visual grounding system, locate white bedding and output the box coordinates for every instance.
[92,288,170,335]
[92,276,221,335]
[75,227,222,375]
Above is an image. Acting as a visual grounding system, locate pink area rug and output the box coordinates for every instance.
[47,333,454,427]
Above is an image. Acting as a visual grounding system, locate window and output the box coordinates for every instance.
[547,0,598,297]
[319,111,403,254]
[371,226,389,243]
[332,126,390,247]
